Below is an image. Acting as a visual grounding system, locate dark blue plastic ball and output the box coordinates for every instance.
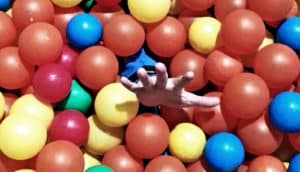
[288,153,300,172]
[204,132,245,172]
[0,0,11,11]
[66,13,102,49]
[269,91,300,133]
[277,17,300,52]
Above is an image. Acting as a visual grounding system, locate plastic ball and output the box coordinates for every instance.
[247,155,286,172]
[269,91,300,132]
[91,5,125,27]
[15,170,35,172]
[58,80,92,114]
[214,0,247,21]
[49,110,89,146]
[84,115,123,155]
[83,152,101,171]
[0,115,47,160]
[288,153,300,172]
[194,92,238,135]
[102,145,144,172]
[125,113,169,159]
[3,93,14,117]
[160,106,194,129]
[0,92,5,121]
[247,0,294,22]
[56,45,79,77]
[146,16,186,57]
[221,9,266,55]
[144,156,187,172]
[277,17,300,52]
[0,0,10,11]
[95,83,139,127]
[254,43,300,90]
[182,0,214,11]
[52,0,82,8]
[9,94,54,128]
[18,22,63,66]
[33,63,72,103]
[0,12,16,49]
[95,0,121,7]
[0,47,34,89]
[186,158,213,172]
[221,73,270,119]
[12,0,54,31]
[288,132,300,152]
[188,17,221,54]
[237,111,283,155]
[36,140,84,172]
[67,13,103,49]
[76,46,118,90]
[170,49,207,91]
[86,165,113,172]
[169,123,206,163]
[103,14,145,57]
[128,0,171,23]
[204,50,243,87]
[204,132,245,172]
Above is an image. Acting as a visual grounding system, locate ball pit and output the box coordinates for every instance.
[0,0,300,171]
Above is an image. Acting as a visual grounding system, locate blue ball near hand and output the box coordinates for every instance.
[277,17,300,52]
[67,13,103,49]
[204,132,245,172]
[269,91,300,133]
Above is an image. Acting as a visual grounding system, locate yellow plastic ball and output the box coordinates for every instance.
[169,122,206,163]
[83,151,101,171]
[128,0,171,23]
[0,92,5,121]
[283,162,289,169]
[0,115,47,160]
[9,94,54,128]
[189,17,221,54]
[15,169,36,172]
[95,83,139,127]
[51,0,82,8]
[258,31,274,50]
[6,8,12,17]
[84,115,124,155]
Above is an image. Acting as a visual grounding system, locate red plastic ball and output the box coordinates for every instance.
[12,0,54,32]
[146,16,186,57]
[186,158,214,172]
[125,113,169,159]
[182,0,214,11]
[0,152,28,171]
[49,110,89,146]
[103,14,145,57]
[214,0,247,21]
[170,49,207,92]
[0,47,34,90]
[75,46,118,90]
[160,106,194,129]
[18,22,63,66]
[194,92,238,135]
[247,155,286,172]
[144,156,187,172]
[221,9,266,55]
[91,5,125,27]
[221,73,270,119]
[32,63,72,103]
[56,45,79,77]
[288,132,300,152]
[254,43,300,90]
[247,0,294,22]
[102,145,144,172]
[95,0,121,7]
[0,12,16,49]
[236,111,283,155]
[36,140,84,172]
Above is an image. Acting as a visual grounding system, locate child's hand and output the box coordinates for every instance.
[120,62,220,108]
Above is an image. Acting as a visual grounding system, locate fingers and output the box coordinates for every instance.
[155,62,168,89]
[193,96,220,107]
[173,71,194,90]
[120,77,139,92]
[137,68,151,88]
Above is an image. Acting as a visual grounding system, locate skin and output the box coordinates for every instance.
[121,62,220,108]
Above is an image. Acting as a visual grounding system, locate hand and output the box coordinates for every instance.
[120,62,220,108]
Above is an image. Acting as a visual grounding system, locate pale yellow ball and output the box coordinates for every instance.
[169,122,206,163]
[128,0,171,23]
[51,0,82,8]
[15,169,36,172]
[95,83,139,127]
[9,94,54,128]
[84,115,124,155]
[0,115,47,160]
[83,151,101,171]
[189,17,221,54]
[6,8,12,17]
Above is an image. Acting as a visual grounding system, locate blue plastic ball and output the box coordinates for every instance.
[277,17,300,52]
[288,153,300,172]
[269,91,300,133]
[66,13,102,49]
[0,0,11,11]
[204,132,245,172]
